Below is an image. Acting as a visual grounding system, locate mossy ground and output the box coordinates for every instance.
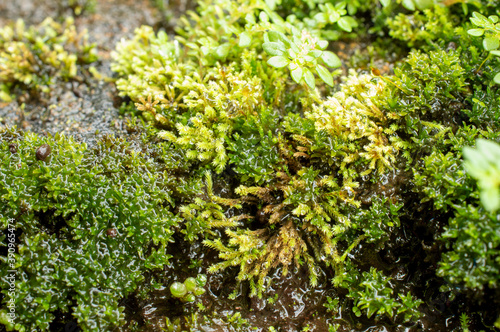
[1,0,499,331]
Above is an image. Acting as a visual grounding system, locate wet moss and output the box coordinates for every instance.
[2,0,500,330]
[0,17,97,103]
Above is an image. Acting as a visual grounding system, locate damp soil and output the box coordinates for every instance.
[0,1,486,331]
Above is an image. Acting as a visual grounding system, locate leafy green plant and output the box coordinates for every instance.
[386,4,455,47]
[179,171,248,241]
[105,0,500,328]
[460,313,470,332]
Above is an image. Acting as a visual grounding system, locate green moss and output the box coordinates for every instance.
[6,0,500,329]
[0,17,97,102]
[0,127,177,331]
[60,0,97,16]
[386,4,456,48]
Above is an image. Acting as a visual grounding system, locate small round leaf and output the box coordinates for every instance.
[239,32,252,48]
[193,287,206,296]
[483,36,499,51]
[494,72,500,84]
[467,28,484,37]
[215,44,230,59]
[337,17,352,32]
[184,277,197,292]
[318,40,328,50]
[184,294,196,302]
[196,274,208,287]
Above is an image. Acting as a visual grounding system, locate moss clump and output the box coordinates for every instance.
[0,127,177,330]
[0,17,97,102]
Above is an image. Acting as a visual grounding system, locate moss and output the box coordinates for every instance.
[4,0,500,330]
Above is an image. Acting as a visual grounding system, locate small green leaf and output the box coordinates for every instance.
[379,0,390,7]
[415,0,433,10]
[245,13,255,24]
[318,40,328,50]
[259,11,269,23]
[314,13,328,24]
[184,294,196,302]
[316,65,333,87]
[483,36,499,51]
[480,186,499,212]
[303,68,315,89]
[321,51,341,68]
[290,66,303,84]
[215,44,230,59]
[489,15,499,24]
[193,287,206,296]
[402,0,415,11]
[184,278,197,292]
[491,50,500,56]
[196,274,207,287]
[239,32,252,48]
[309,50,323,58]
[267,56,289,68]
[303,55,315,63]
[268,31,280,42]
[328,12,341,23]
[268,30,288,45]
[265,0,277,10]
[170,282,187,298]
[262,42,286,56]
[467,28,484,37]
[471,12,489,26]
